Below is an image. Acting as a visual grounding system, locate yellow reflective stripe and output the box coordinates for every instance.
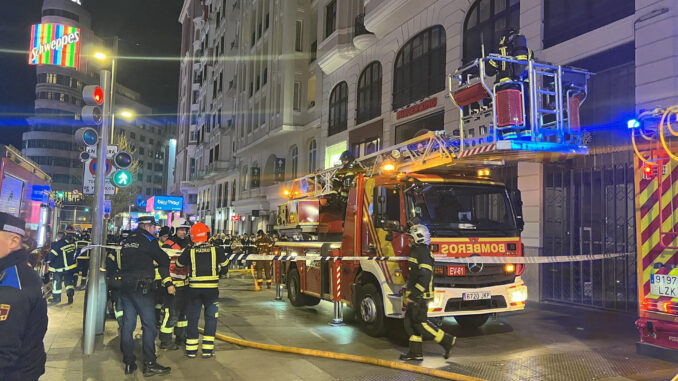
[185,345,199,350]
[516,55,527,60]
[176,321,187,327]
[66,264,77,270]
[161,277,172,286]
[191,275,219,281]
[214,312,219,318]
[202,344,215,349]
[65,285,74,291]
[219,260,230,267]
[114,310,124,318]
[488,60,499,68]
[408,257,418,264]
[211,247,216,277]
[186,339,199,344]
[203,335,215,341]
[409,335,422,342]
[419,263,433,272]
[62,250,69,269]
[189,283,219,288]
[173,280,189,287]
[415,284,425,292]
[190,249,197,278]
[422,321,445,342]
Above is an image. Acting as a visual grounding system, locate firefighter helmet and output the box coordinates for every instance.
[408,224,431,245]
[500,27,519,44]
[190,222,210,243]
[339,150,355,164]
[172,217,191,230]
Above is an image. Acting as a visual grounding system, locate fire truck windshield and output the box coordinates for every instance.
[405,183,517,237]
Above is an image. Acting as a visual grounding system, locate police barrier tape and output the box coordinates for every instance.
[82,245,631,264]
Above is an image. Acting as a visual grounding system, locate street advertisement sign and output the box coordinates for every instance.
[28,23,81,69]
[146,196,183,212]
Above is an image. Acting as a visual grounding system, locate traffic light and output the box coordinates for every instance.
[82,85,104,125]
[75,127,98,147]
[111,170,131,187]
[113,151,133,169]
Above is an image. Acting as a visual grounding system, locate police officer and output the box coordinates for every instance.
[47,231,77,304]
[400,224,456,361]
[0,212,47,380]
[177,222,229,358]
[254,230,273,289]
[159,218,192,349]
[119,216,173,376]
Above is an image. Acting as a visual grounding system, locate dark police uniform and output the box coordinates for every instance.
[159,235,192,348]
[402,243,455,360]
[177,242,229,357]
[119,222,172,372]
[0,213,47,381]
[47,236,77,304]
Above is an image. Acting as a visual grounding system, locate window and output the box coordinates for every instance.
[293,82,302,111]
[140,135,146,142]
[139,147,145,155]
[149,138,154,145]
[328,82,348,136]
[290,145,299,178]
[130,132,136,139]
[393,26,446,109]
[544,0,633,48]
[308,139,317,173]
[219,72,223,93]
[295,20,303,52]
[463,0,520,64]
[325,0,337,38]
[215,144,220,160]
[357,61,382,124]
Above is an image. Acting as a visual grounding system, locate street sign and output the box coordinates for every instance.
[83,145,118,195]
[231,215,240,221]
[111,170,131,187]
[104,199,111,219]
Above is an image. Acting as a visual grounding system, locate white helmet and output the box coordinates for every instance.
[408,224,431,245]
[172,218,191,230]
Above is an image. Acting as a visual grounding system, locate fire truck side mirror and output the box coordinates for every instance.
[516,216,525,232]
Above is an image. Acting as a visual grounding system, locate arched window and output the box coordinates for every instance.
[308,139,317,173]
[463,0,520,64]
[328,82,348,136]
[290,145,299,178]
[357,61,382,124]
[393,26,446,110]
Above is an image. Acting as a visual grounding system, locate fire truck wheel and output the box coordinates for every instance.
[454,313,490,329]
[286,268,318,307]
[356,283,386,337]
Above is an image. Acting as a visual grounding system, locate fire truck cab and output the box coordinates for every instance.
[274,55,592,336]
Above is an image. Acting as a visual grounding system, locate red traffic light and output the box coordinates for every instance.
[93,87,104,104]
[83,85,104,105]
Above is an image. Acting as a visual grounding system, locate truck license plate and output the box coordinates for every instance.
[447,265,466,276]
[651,274,678,297]
[462,292,491,301]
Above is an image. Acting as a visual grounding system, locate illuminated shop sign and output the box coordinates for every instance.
[147,196,183,212]
[29,23,81,69]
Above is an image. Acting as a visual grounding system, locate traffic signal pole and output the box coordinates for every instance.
[83,69,111,355]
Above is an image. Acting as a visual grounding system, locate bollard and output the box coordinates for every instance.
[331,301,344,325]
[275,282,283,301]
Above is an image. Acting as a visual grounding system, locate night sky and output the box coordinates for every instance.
[0,0,183,148]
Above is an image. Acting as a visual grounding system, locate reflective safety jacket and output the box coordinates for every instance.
[405,244,435,300]
[163,235,192,287]
[47,239,77,272]
[176,243,229,289]
[486,34,534,83]
[255,234,273,255]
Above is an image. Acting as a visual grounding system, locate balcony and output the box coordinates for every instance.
[197,160,235,180]
[316,30,358,74]
[364,0,435,38]
[353,14,377,50]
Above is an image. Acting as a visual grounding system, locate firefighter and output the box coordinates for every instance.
[153,227,172,328]
[176,222,229,358]
[254,230,273,289]
[0,212,48,380]
[332,150,361,218]
[486,27,534,139]
[105,246,124,328]
[118,216,173,376]
[159,218,192,349]
[46,231,77,304]
[400,224,456,361]
[74,243,90,289]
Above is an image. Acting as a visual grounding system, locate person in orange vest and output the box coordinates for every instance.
[158,218,192,349]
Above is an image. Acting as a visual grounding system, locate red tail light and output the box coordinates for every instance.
[516,263,525,276]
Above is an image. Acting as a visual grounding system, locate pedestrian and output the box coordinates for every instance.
[254,230,273,289]
[176,222,229,358]
[158,218,192,349]
[158,226,171,244]
[118,216,173,376]
[400,224,456,361]
[46,231,77,304]
[0,212,47,380]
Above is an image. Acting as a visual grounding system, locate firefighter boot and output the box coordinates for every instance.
[441,334,457,359]
[399,341,423,361]
[159,334,180,350]
[142,361,171,377]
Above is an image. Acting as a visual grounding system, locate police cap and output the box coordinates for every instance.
[137,216,157,225]
[0,212,26,237]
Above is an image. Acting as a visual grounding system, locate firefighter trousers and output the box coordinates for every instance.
[185,287,219,357]
[76,258,89,286]
[404,299,446,344]
[159,286,188,345]
[254,260,271,285]
[51,270,75,302]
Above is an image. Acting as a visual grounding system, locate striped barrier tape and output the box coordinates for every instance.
[80,245,632,264]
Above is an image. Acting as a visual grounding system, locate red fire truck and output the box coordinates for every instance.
[274,55,592,336]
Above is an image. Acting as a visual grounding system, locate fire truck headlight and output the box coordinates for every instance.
[511,289,527,303]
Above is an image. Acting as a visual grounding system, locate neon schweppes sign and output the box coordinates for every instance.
[28,23,81,69]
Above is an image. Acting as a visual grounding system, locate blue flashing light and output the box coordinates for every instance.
[627,118,640,129]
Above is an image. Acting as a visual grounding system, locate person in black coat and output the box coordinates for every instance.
[0,212,47,381]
